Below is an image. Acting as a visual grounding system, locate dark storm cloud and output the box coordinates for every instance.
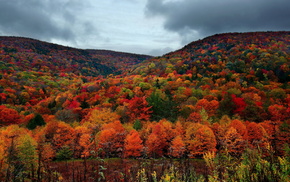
[146,0,290,44]
[0,0,92,42]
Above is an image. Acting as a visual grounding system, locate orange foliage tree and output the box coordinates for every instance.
[229,119,248,140]
[34,127,56,164]
[211,122,226,151]
[223,127,246,156]
[79,133,94,158]
[37,121,75,155]
[97,120,126,157]
[174,121,185,136]
[40,143,55,162]
[211,115,231,151]
[169,135,185,158]
[52,122,75,151]
[0,125,37,180]
[0,132,6,174]
[146,132,164,157]
[124,130,143,158]
[246,122,269,151]
[185,123,217,158]
[74,126,94,158]
[145,119,177,158]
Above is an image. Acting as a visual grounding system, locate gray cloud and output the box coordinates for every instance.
[149,47,174,56]
[146,0,290,44]
[0,0,95,44]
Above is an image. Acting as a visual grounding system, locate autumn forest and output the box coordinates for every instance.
[0,32,290,181]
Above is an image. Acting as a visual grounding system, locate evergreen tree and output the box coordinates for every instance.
[147,90,179,122]
[133,119,142,130]
[56,146,73,161]
[27,114,46,130]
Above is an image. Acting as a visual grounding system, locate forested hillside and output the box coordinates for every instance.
[0,32,289,181]
[0,37,152,76]
[134,31,290,82]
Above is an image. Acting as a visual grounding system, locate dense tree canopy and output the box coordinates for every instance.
[0,31,290,180]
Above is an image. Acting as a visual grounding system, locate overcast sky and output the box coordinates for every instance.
[0,0,289,56]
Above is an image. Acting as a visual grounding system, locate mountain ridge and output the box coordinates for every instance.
[0,36,153,56]
[0,36,152,76]
[2,31,289,78]
[164,31,290,56]
[132,31,290,82]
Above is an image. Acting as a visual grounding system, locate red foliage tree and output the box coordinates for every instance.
[187,112,202,123]
[145,120,174,157]
[232,94,247,114]
[268,104,287,121]
[126,96,152,123]
[232,95,247,114]
[246,122,269,150]
[0,106,23,126]
[195,99,219,117]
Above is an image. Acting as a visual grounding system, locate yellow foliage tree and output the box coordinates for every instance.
[82,108,120,129]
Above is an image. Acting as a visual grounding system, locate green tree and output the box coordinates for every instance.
[147,90,179,122]
[218,93,235,117]
[133,120,142,130]
[56,146,73,161]
[17,134,38,178]
[27,114,46,130]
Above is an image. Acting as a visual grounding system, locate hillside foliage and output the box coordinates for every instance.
[0,32,289,181]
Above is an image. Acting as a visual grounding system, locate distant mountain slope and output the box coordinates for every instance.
[87,49,152,74]
[0,36,152,76]
[133,31,290,82]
